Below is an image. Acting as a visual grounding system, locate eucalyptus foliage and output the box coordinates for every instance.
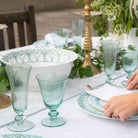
[92,0,138,36]
[76,0,138,36]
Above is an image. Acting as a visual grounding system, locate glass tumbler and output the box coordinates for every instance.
[121,49,138,86]
[36,72,67,127]
[70,19,84,47]
[51,28,69,49]
[101,40,119,84]
[5,64,34,132]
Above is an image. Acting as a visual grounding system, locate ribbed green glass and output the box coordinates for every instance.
[121,49,138,86]
[5,64,34,132]
[70,19,84,47]
[101,40,119,84]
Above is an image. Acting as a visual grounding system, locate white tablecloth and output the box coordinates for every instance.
[1,73,138,138]
[1,69,136,138]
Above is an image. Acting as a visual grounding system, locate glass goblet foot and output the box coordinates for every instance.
[121,74,131,86]
[41,117,66,127]
[41,109,66,127]
[8,115,34,132]
[106,76,114,84]
[121,80,128,86]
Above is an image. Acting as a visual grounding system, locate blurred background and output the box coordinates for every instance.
[0,0,76,12]
[0,0,84,40]
[0,0,101,40]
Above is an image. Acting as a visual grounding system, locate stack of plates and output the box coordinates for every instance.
[88,95,106,112]
[78,92,138,120]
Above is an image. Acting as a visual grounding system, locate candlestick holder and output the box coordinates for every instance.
[82,0,101,75]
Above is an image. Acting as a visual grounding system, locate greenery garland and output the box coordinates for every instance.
[64,43,137,79]
[65,44,115,79]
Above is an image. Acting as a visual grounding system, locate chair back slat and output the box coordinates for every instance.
[0,12,28,24]
[17,22,25,46]
[0,5,37,51]
[0,30,5,51]
[7,23,16,49]
[26,5,37,44]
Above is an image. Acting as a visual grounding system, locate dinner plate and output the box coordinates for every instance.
[78,92,138,120]
[88,95,106,112]
[2,134,44,138]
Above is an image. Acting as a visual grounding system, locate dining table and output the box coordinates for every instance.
[0,37,138,138]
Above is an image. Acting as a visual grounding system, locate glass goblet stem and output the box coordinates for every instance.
[121,73,132,86]
[15,114,26,125]
[106,76,114,84]
[127,73,132,79]
[49,109,59,120]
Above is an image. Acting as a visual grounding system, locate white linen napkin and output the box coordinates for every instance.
[85,84,136,101]
[44,33,54,45]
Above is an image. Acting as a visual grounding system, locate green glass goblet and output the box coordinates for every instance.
[70,19,84,47]
[51,28,69,49]
[36,72,67,127]
[101,40,119,84]
[121,49,138,86]
[5,64,34,132]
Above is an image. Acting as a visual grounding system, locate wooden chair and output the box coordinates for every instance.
[0,5,37,51]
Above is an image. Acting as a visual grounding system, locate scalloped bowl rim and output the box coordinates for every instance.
[0,47,78,66]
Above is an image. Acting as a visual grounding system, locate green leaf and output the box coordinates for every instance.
[0,66,10,92]
[128,45,136,51]
[136,29,138,37]
[0,67,3,73]
[73,59,83,68]
[0,79,9,92]
[95,64,102,70]
[68,67,78,79]
[82,50,86,57]
[126,17,133,34]
[79,66,93,78]
[100,6,106,12]
[125,0,130,8]
[73,44,82,54]
[99,46,103,52]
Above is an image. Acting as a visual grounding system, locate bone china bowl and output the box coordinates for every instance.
[1,47,78,90]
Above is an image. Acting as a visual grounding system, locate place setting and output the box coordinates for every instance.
[78,78,138,120]
[77,39,138,120]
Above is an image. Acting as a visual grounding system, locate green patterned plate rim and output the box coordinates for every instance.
[2,134,44,138]
[78,92,138,120]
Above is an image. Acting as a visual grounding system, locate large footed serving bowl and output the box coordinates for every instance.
[1,47,78,90]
